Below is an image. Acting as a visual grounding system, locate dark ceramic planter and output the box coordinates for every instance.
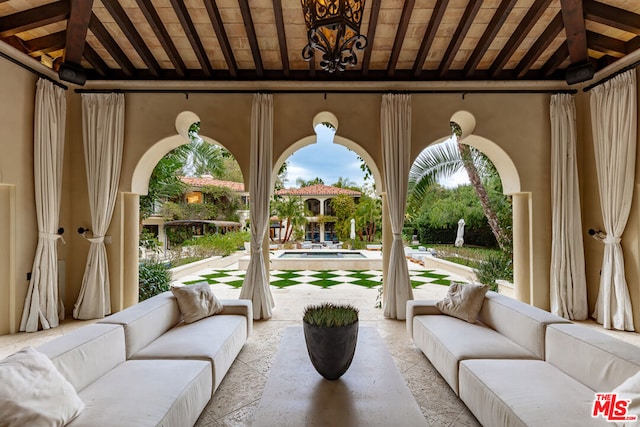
[303,321,359,380]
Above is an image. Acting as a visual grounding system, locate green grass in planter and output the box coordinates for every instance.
[303,303,359,327]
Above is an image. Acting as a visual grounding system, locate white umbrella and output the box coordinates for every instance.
[350,218,356,240]
[455,219,465,247]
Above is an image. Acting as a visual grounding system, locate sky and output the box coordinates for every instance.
[283,125,469,189]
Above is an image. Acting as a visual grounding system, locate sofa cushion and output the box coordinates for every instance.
[37,323,125,392]
[67,359,211,427]
[171,283,223,324]
[546,323,640,392]
[0,346,84,427]
[477,292,571,359]
[412,314,536,394]
[436,282,488,323]
[132,314,248,391]
[459,359,609,427]
[98,291,181,359]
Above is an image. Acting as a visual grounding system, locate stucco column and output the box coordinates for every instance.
[122,193,140,309]
[382,193,391,297]
[512,192,531,304]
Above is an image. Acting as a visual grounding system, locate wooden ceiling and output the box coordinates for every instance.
[1,0,639,85]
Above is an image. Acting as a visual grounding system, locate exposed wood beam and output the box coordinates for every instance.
[560,0,588,64]
[362,0,381,76]
[584,0,640,35]
[170,0,213,77]
[82,43,109,77]
[515,12,564,78]
[272,0,289,77]
[412,0,448,77]
[26,31,67,55]
[0,0,70,38]
[204,0,238,78]
[438,0,482,78]
[540,41,569,77]
[136,0,186,77]
[587,30,627,58]
[464,0,518,77]
[628,37,640,53]
[387,0,415,77]
[88,13,135,77]
[238,0,263,77]
[63,0,92,65]
[1,36,28,53]
[489,0,553,77]
[102,0,160,77]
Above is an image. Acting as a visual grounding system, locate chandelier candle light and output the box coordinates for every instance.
[301,0,368,73]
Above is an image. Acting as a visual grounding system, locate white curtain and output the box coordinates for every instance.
[549,93,587,320]
[381,93,413,319]
[240,93,275,320]
[73,93,125,320]
[20,79,66,332]
[590,69,637,331]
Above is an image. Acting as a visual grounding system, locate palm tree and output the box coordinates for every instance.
[296,177,324,187]
[332,176,356,189]
[409,137,511,250]
[355,194,381,242]
[271,196,307,243]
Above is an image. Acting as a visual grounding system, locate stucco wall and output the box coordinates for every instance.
[0,59,37,334]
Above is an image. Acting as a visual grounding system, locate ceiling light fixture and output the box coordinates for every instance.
[301,0,367,73]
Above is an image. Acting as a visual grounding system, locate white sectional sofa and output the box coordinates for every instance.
[407,291,640,426]
[36,291,252,427]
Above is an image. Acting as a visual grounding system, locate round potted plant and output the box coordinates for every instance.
[302,302,359,380]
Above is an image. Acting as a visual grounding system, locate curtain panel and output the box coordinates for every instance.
[73,93,125,320]
[381,93,413,319]
[20,79,67,332]
[240,93,275,320]
[590,69,637,331]
[549,93,588,320]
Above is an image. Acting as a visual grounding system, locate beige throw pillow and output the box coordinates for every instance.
[0,346,84,427]
[436,282,489,323]
[171,282,223,324]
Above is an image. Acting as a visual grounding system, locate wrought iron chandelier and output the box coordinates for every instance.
[301,0,368,73]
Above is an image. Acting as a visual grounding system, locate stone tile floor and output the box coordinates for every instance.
[2,258,640,426]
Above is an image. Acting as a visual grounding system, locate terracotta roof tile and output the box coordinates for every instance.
[180,176,245,192]
[275,184,361,197]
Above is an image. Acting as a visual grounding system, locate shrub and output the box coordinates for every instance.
[139,261,172,301]
[183,230,250,257]
[474,252,513,292]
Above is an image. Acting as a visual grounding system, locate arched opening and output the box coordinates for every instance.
[409,111,530,301]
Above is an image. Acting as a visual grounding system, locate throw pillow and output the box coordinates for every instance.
[171,282,223,324]
[613,370,640,425]
[436,282,489,323]
[0,346,84,427]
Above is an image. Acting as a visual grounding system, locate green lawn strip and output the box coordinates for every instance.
[413,270,448,279]
[270,279,300,288]
[271,270,304,279]
[227,280,245,288]
[344,271,377,279]
[201,272,234,279]
[351,278,381,288]
[183,279,214,285]
[309,270,340,280]
[431,278,452,286]
[308,279,341,288]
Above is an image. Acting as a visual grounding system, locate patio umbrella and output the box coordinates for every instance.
[455,219,465,247]
[350,218,356,240]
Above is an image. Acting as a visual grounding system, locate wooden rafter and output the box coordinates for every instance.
[63,0,92,65]
[489,0,553,77]
[238,0,263,77]
[204,0,238,78]
[387,0,415,77]
[136,0,185,77]
[464,0,518,77]
[584,0,640,35]
[88,13,135,77]
[587,31,627,58]
[19,31,66,55]
[541,41,569,77]
[560,0,588,64]
[438,0,482,78]
[170,0,213,77]
[412,0,448,77]
[515,12,564,78]
[0,0,69,38]
[272,0,289,77]
[103,0,160,77]
[82,43,109,77]
[361,0,381,76]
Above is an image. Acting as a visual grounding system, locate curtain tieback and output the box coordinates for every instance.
[86,236,105,243]
[392,233,403,240]
[251,247,263,254]
[39,232,65,244]
[603,235,621,244]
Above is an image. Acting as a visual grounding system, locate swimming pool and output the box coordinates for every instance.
[238,249,382,270]
[277,251,366,259]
